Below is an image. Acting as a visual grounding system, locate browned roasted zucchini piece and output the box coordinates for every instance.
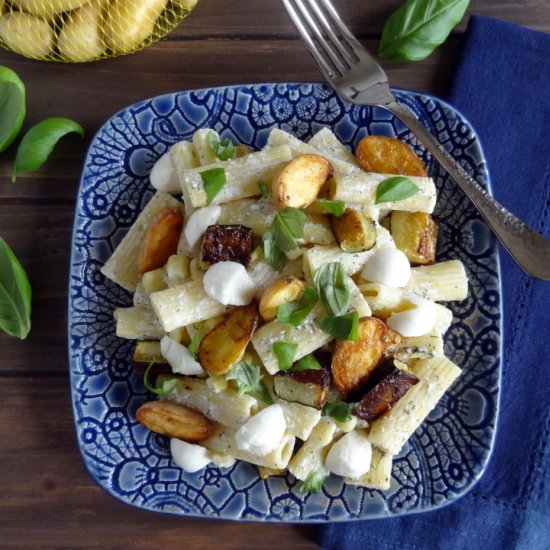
[331,317,402,396]
[273,367,330,408]
[198,302,259,375]
[136,400,213,441]
[352,360,419,421]
[200,224,253,268]
[330,208,377,253]
[390,211,438,265]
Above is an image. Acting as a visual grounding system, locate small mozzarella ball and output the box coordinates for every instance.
[160,335,203,376]
[361,246,411,287]
[203,261,256,305]
[235,404,286,456]
[170,438,211,472]
[387,295,436,337]
[325,430,372,478]
[150,152,180,194]
[184,205,221,250]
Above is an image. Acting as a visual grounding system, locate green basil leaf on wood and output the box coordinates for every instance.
[12,117,84,182]
[379,0,470,61]
[0,236,31,339]
[0,66,26,153]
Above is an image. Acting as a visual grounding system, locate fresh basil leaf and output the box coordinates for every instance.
[200,167,226,205]
[0,236,31,339]
[12,117,84,182]
[375,176,420,204]
[298,471,326,494]
[273,342,298,371]
[143,363,178,396]
[262,229,287,272]
[318,198,345,217]
[322,401,356,422]
[314,262,350,316]
[262,207,307,271]
[315,311,359,341]
[0,66,26,153]
[291,354,322,372]
[257,180,269,199]
[276,287,319,327]
[379,0,470,61]
[208,130,235,161]
[187,330,203,358]
[226,361,273,404]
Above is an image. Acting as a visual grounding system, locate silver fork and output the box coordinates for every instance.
[281,0,550,280]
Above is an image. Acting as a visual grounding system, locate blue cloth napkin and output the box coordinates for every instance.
[318,15,550,550]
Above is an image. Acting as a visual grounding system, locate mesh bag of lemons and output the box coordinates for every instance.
[0,0,197,62]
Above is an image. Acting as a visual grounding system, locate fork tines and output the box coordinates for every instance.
[281,0,362,80]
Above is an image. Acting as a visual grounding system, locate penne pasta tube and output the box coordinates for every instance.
[344,447,393,490]
[406,260,468,301]
[114,305,165,340]
[307,127,359,167]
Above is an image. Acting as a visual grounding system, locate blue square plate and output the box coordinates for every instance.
[68,83,501,521]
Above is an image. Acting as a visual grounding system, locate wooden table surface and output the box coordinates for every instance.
[1,1,549,548]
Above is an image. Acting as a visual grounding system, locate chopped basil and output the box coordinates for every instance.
[314,262,350,316]
[262,207,307,271]
[201,167,226,205]
[318,198,345,217]
[0,236,31,339]
[291,354,322,372]
[322,401,356,422]
[315,311,359,341]
[276,287,319,327]
[298,471,326,494]
[375,176,419,204]
[187,330,203,358]
[257,179,269,199]
[208,131,235,161]
[13,117,84,182]
[225,361,273,404]
[272,341,298,371]
[143,363,178,396]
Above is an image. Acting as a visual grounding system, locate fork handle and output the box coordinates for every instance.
[386,101,550,280]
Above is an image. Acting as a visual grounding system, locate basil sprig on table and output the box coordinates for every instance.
[262,207,307,271]
[13,117,84,182]
[276,287,319,326]
[226,361,273,404]
[314,262,350,316]
[0,236,32,339]
[375,176,420,204]
[379,0,470,61]
[208,131,235,161]
[201,167,227,205]
[0,66,25,153]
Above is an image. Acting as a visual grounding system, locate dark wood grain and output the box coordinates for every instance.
[0,0,548,547]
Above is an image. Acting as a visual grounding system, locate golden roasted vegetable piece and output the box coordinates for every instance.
[200,224,253,268]
[331,208,377,253]
[273,367,330,408]
[331,317,401,396]
[198,303,260,375]
[138,206,184,276]
[272,154,333,209]
[353,360,419,421]
[355,136,428,177]
[136,400,213,442]
[390,211,438,265]
[259,276,305,321]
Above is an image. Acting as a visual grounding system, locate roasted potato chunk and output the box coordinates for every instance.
[138,206,184,276]
[390,211,438,265]
[331,317,401,396]
[198,303,259,375]
[136,400,213,442]
[200,224,253,268]
[273,367,330,408]
[331,208,377,253]
[353,360,419,421]
[259,276,305,321]
[272,153,333,209]
[355,136,428,177]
